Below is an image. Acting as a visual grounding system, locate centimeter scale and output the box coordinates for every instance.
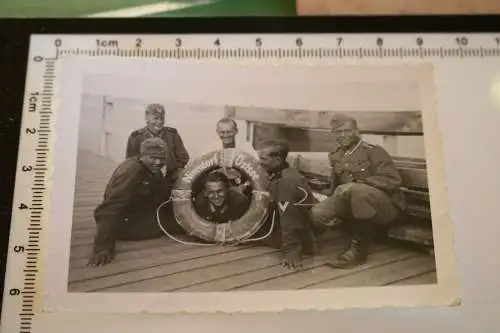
[3,33,500,333]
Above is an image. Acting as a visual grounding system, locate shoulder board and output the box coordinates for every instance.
[130,128,144,137]
[164,126,178,133]
[281,167,303,180]
[362,141,376,149]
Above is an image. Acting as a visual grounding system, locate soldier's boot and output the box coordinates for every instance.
[298,229,319,256]
[326,219,374,269]
[325,237,368,269]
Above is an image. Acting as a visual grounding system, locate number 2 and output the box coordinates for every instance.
[135,38,142,48]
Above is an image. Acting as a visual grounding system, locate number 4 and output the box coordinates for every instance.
[18,203,28,210]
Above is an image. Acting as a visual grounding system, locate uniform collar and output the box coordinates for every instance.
[144,126,164,138]
[342,138,363,157]
[269,162,289,180]
[209,201,228,214]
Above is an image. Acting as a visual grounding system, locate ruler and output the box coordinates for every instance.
[1,32,499,332]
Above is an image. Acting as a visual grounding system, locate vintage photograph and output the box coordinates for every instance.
[66,63,438,294]
[42,58,458,313]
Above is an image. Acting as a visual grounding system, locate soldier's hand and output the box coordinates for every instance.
[87,250,115,267]
[282,256,303,271]
[335,182,356,196]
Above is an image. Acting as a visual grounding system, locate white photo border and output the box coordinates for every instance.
[41,55,460,314]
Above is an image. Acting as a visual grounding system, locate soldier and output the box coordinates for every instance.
[310,114,405,269]
[255,139,318,271]
[200,117,258,196]
[88,138,184,267]
[194,171,250,224]
[125,103,190,181]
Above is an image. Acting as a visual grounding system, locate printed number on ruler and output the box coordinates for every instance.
[41,34,500,59]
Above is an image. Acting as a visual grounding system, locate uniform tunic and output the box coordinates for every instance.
[311,140,404,225]
[258,163,318,259]
[194,189,250,224]
[92,157,181,255]
[125,126,190,174]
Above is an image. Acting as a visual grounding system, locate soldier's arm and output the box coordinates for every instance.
[327,153,341,195]
[172,130,190,168]
[92,169,141,254]
[125,134,136,159]
[361,146,402,191]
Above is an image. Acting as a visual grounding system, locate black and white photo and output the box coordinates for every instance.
[42,58,458,313]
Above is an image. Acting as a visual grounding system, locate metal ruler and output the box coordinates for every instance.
[1,32,499,333]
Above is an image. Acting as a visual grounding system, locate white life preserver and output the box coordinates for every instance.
[171,148,271,243]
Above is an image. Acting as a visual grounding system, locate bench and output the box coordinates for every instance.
[287,153,434,251]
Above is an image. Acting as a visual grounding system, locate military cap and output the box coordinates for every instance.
[258,138,289,158]
[330,113,357,130]
[145,103,165,117]
[140,137,167,158]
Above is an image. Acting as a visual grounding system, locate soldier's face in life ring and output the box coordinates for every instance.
[204,180,228,207]
[216,121,238,147]
[140,155,166,174]
[145,114,165,134]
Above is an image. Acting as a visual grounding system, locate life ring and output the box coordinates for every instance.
[171,148,271,243]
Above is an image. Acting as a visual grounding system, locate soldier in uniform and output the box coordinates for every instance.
[88,137,184,267]
[125,103,190,181]
[310,114,405,269]
[194,171,250,224]
[255,139,318,271]
[205,117,258,196]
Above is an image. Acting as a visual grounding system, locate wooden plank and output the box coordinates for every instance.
[69,237,175,260]
[253,125,426,153]
[71,231,340,292]
[253,124,424,153]
[230,107,422,131]
[69,243,248,284]
[72,247,278,292]
[236,247,415,291]
[69,241,188,270]
[176,236,351,292]
[103,234,341,293]
[305,255,436,289]
[151,252,289,292]
[389,271,437,285]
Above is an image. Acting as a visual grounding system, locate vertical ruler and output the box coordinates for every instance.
[2,40,57,333]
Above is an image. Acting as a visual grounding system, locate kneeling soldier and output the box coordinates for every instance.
[257,139,318,271]
[88,137,184,267]
[311,114,405,268]
[125,103,190,181]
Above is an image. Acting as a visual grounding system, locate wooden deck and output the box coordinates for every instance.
[68,149,437,293]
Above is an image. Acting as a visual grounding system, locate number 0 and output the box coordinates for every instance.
[456,37,468,46]
[9,288,21,296]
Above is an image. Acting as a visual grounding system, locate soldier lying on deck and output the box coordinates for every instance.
[88,137,184,267]
[254,139,318,271]
[125,103,190,182]
[310,114,405,269]
[194,171,250,224]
